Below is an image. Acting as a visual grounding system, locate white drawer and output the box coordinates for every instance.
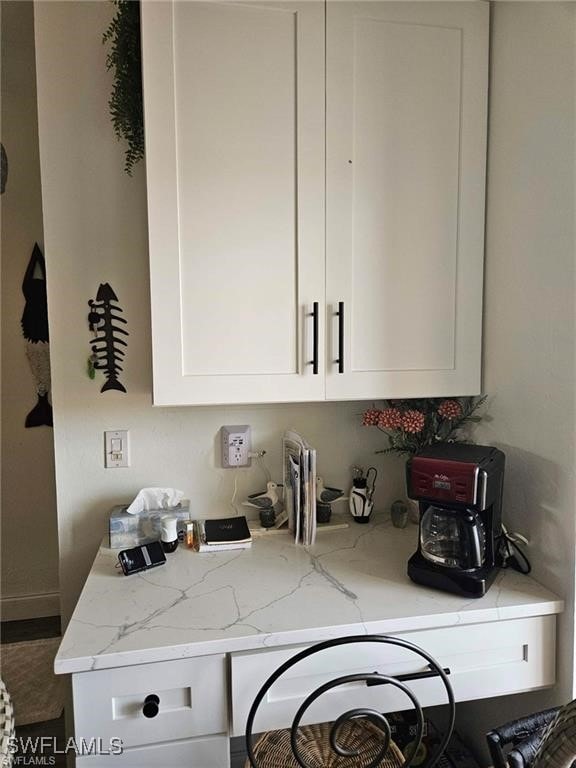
[75,734,229,767]
[73,655,227,749]
[231,616,556,737]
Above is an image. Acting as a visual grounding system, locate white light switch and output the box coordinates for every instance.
[105,430,130,468]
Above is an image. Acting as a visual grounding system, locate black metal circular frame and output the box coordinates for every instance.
[245,634,455,768]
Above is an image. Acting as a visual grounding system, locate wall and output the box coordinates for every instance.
[33,1,406,623]
[1,1,59,619]
[458,1,576,756]
[33,0,575,751]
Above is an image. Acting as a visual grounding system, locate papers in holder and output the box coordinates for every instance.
[283,430,317,546]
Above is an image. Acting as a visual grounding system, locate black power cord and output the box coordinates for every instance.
[499,529,532,575]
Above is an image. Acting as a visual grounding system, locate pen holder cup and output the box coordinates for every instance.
[316,502,332,524]
[349,486,373,524]
[259,508,276,529]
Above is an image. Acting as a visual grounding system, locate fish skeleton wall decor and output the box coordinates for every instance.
[88,283,128,393]
[21,243,53,427]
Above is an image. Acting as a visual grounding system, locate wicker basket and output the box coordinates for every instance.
[0,679,15,768]
[245,718,405,768]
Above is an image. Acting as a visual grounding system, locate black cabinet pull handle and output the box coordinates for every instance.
[336,302,344,373]
[366,665,451,687]
[309,302,319,375]
[142,694,160,718]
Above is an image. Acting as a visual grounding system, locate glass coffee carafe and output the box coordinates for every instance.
[420,506,486,571]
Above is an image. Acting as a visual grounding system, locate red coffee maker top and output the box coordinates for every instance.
[409,455,479,505]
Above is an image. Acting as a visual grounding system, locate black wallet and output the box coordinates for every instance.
[117,541,166,576]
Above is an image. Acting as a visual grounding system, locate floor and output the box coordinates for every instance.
[1,616,249,767]
[1,615,66,767]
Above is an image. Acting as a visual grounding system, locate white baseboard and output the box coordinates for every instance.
[1,591,61,621]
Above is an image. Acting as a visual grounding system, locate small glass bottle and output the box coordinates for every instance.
[161,516,178,553]
[185,520,195,549]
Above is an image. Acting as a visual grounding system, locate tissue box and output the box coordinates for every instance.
[108,502,191,549]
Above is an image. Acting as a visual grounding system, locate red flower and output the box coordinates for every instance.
[362,408,382,426]
[438,399,462,420]
[401,409,425,434]
[378,408,404,430]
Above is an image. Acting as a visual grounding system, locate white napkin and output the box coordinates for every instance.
[126,487,184,516]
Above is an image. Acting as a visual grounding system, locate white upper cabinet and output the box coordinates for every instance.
[142,1,325,405]
[326,2,489,401]
[142,1,488,406]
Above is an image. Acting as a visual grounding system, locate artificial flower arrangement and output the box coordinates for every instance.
[362,396,487,457]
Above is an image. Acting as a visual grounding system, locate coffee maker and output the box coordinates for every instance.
[406,443,505,598]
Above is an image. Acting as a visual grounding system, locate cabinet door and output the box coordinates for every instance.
[326,2,488,401]
[142,1,325,405]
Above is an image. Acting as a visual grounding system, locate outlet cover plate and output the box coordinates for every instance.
[105,430,130,468]
[221,425,251,468]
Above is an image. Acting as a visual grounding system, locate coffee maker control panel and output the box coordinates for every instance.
[408,457,479,505]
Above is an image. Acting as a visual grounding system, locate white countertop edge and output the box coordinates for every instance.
[55,597,564,675]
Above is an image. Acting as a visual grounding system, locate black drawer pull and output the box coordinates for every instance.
[142,694,160,718]
[366,665,450,687]
[336,302,344,373]
[309,302,319,375]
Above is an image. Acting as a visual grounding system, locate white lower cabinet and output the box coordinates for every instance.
[73,654,228,766]
[231,616,556,737]
[69,617,556,765]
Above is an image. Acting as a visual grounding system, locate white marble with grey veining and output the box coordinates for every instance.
[55,516,563,674]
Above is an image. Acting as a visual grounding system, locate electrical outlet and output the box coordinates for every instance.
[105,430,130,468]
[221,425,251,468]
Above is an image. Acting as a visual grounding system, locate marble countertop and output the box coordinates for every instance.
[55,516,563,675]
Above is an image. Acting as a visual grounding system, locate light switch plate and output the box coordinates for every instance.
[105,430,130,468]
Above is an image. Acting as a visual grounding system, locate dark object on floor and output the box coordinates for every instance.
[21,244,53,427]
[88,283,129,393]
[1,143,7,194]
[1,616,61,645]
[486,707,562,768]
[0,616,65,767]
[2,638,65,725]
[245,634,455,768]
[15,715,66,768]
[409,718,482,768]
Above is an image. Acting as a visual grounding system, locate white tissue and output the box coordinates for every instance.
[126,488,184,516]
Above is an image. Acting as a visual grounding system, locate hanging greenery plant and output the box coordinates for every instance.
[102,0,144,175]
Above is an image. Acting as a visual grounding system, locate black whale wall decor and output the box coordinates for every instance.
[21,243,53,428]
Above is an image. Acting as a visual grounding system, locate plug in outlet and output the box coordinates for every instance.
[221,425,251,468]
